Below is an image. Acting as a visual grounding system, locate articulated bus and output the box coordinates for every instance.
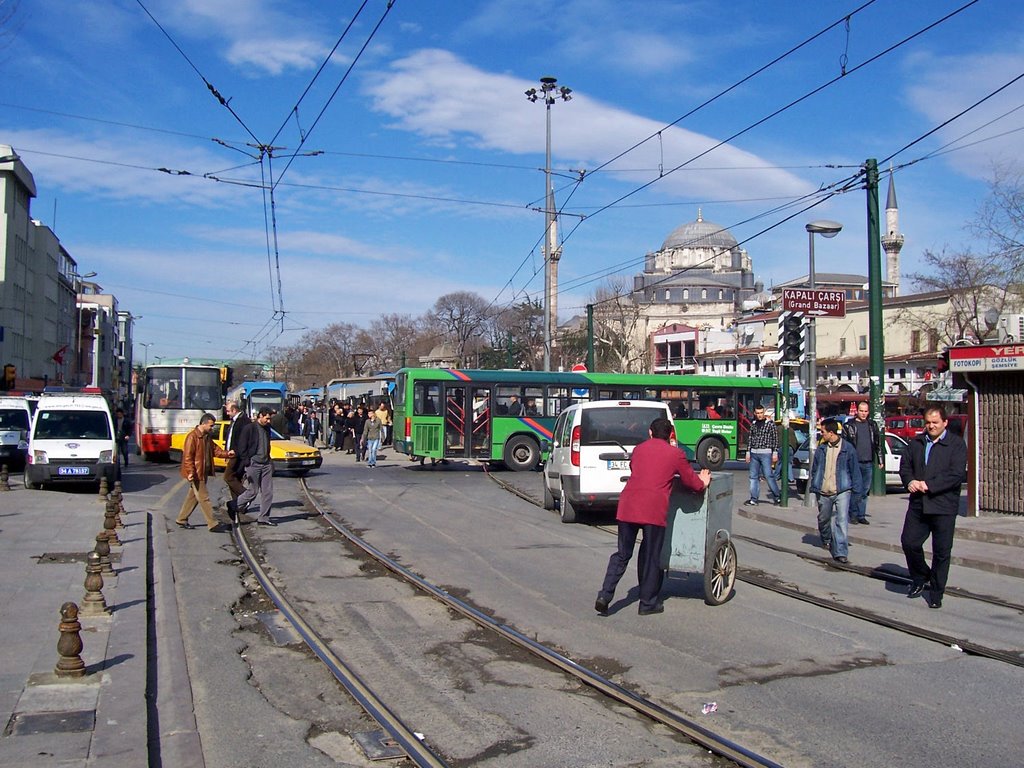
[225,381,289,418]
[135,363,225,460]
[325,373,395,408]
[392,368,778,471]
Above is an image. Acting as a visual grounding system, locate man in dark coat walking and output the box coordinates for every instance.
[596,418,711,616]
[899,405,968,609]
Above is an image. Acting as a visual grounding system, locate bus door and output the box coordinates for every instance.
[443,386,492,459]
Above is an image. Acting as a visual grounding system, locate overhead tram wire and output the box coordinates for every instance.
[272,0,398,189]
[267,0,371,148]
[133,0,261,147]
[559,0,982,238]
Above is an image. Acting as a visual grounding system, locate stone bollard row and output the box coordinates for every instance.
[95,532,113,576]
[97,475,109,501]
[103,500,121,546]
[0,464,10,491]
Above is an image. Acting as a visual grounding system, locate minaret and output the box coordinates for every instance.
[881,169,904,295]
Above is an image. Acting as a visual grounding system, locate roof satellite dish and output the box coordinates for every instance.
[984,307,1000,330]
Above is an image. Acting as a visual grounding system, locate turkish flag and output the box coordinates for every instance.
[52,344,69,365]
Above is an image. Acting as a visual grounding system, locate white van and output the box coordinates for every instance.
[542,400,675,523]
[0,396,34,470]
[24,393,119,490]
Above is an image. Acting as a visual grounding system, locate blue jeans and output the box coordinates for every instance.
[849,461,874,521]
[817,491,851,557]
[748,452,780,501]
[366,438,380,466]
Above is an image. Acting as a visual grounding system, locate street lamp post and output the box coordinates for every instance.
[804,220,842,508]
[525,76,572,371]
[139,342,154,368]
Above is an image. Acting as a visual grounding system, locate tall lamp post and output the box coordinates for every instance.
[525,76,572,371]
[804,220,842,508]
[139,342,154,368]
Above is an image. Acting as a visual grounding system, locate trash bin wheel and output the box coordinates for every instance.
[704,537,737,605]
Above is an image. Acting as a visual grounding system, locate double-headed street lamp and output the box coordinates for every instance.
[803,220,842,508]
[525,76,572,371]
[139,342,154,368]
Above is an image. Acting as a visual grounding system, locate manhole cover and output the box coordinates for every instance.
[5,709,95,736]
[353,730,406,761]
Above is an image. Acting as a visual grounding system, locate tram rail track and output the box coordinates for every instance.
[484,468,1024,670]
[230,475,788,768]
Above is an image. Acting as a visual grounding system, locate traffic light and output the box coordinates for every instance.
[777,312,806,366]
[936,348,950,374]
[1,364,15,390]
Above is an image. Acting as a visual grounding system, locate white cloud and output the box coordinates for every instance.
[364,49,811,202]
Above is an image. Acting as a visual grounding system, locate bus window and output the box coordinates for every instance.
[660,388,690,418]
[495,386,522,416]
[523,387,543,416]
[414,383,440,415]
[546,386,573,417]
[596,388,617,401]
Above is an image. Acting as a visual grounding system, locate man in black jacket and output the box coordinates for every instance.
[229,408,276,527]
[898,405,967,609]
[223,400,250,507]
[842,402,884,524]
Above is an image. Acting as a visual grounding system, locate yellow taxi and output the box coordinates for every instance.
[171,420,322,475]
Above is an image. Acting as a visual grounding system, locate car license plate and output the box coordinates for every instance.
[300,459,315,465]
[58,466,90,476]
[606,460,629,470]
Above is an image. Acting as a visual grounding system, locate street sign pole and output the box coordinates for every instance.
[780,367,790,507]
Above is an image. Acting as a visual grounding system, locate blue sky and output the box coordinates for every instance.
[3,0,1022,363]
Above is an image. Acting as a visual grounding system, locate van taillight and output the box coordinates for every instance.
[570,425,581,467]
[405,417,411,439]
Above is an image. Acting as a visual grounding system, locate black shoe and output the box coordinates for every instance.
[257,520,278,527]
[833,555,849,564]
[822,540,833,551]
[175,521,193,529]
[928,595,943,609]
[857,518,870,525]
[226,501,238,521]
[849,518,860,525]
[907,582,927,599]
[595,597,609,615]
[209,523,231,533]
[638,603,664,616]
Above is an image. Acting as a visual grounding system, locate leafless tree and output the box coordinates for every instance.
[431,291,491,366]
[561,277,651,373]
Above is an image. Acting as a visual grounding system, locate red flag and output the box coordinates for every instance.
[52,344,69,365]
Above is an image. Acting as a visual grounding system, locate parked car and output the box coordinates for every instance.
[885,415,925,442]
[791,431,909,495]
[24,392,119,490]
[170,420,322,475]
[542,400,675,524]
[0,396,34,470]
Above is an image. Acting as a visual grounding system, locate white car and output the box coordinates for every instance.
[24,392,119,490]
[542,400,675,524]
[791,431,908,494]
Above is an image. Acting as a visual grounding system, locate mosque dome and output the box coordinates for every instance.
[661,209,738,251]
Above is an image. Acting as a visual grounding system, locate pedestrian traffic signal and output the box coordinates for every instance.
[777,312,806,366]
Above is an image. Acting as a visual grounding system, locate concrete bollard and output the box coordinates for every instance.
[55,602,86,678]
[80,551,110,617]
[0,464,10,491]
[103,501,121,546]
[95,533,113,576]
[97,475,109,500]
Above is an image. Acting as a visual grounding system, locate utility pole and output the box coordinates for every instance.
[586,304,595,371]
[865,159,886,495]
[525,77,572,371]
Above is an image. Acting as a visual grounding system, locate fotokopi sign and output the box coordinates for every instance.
[781,288,846,317]
[949,344,1024,372]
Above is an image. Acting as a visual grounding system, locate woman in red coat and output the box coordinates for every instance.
[596,418,710,615]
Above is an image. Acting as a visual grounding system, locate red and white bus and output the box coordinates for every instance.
[135,363,224,460]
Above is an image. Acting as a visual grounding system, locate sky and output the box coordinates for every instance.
[3,0,1023,365]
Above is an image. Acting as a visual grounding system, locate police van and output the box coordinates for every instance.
[0,396,34,470]
[24,391,119,490]
[542,400,675,524]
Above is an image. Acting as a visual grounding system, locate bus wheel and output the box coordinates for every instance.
[504,436,540,472]
[697,438,726,470]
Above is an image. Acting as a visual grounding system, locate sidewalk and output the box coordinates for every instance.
[0,475,198,767]
[738,489,1024,579]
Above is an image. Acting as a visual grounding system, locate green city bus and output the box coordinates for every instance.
[392,368,778,471]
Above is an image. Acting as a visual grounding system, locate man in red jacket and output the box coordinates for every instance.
[596,418,711,616]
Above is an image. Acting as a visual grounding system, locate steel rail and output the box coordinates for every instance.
[733,533,1024,612]
[298,478,785,768]
[231,521,450,768]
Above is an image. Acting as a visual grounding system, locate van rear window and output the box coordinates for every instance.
[35,411,111,440]
[0,409,29,431]
[580,407,666,445]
